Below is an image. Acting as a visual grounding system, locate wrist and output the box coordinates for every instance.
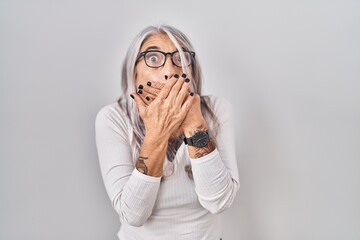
[183,119,208,138]
[144,131,170,147]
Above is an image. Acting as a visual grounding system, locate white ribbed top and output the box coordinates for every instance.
[95,95,239,240]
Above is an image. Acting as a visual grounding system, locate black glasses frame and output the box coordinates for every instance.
[136,50,196,68]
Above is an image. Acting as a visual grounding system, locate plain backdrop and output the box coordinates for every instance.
[1,0,359,239]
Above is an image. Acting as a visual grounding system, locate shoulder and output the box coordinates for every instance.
[95,102,123,122]
[95,101,130,135]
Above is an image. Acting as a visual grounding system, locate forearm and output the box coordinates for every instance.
[189,149,238,214]
[118,169,161,226]
[115,132,170,226]
[114,134,168,226]
[136,132,169,177]
[183,118,238,214]
[96,108,164,226]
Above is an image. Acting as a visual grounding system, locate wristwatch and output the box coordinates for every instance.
[183,130,209,147]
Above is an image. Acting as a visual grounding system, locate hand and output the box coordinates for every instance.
[136,73,207,137]
[179,93,207,137]
[135,81,164,105]
[130,74,194,141]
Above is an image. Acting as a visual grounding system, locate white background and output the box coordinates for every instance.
[1,0,359,239]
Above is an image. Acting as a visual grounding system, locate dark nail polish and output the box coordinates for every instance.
[181,73,187,78]
[130,94,134,99]
[174,74,179,78]
[190,92,194,96]
[138,84,143,89]
[145,96,150,101]
[147,81,151,86]
[185,78,190,83]
[138,89,143,94]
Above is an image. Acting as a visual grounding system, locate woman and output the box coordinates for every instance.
[95,25,239,240]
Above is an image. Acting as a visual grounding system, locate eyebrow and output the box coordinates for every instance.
[143,46,189,52]
[144,46,160,51]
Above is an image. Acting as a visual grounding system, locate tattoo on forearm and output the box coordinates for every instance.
[193,139,215,159]
[136,156,149,175]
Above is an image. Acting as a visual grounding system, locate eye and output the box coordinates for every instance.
[173,52,192,66]
[149,55,158,62]
[173,52,182,64]
[146,52,162,63]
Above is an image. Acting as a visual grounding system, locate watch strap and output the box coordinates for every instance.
[183,136,192,145]
[183,130,209,147]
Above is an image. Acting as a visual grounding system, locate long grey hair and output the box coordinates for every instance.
[116,25,220,176]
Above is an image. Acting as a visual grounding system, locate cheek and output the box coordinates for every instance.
[135,67,162,84]
[135,67,148,86]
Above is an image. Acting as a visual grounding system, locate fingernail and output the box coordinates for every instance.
[185,78,190,83]
[174,74,179,78]
[145,96,150,101]
[130,94,134,99]
[138,89,143,94]
[147,81,151,86]
[181,73,187,78]
[190,92,194,96]
[138,84,143,89]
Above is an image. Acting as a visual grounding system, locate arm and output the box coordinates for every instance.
[185,96,240,214]
[95,76,194,226]
[95,107,165,227]
[135,133,168,177]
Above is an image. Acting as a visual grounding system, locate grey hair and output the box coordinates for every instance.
[116,24,220,177]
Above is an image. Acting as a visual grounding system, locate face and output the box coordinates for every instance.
[135,33,191,87]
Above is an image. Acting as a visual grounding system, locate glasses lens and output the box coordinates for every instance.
[172,51,192,67]
[145,51,165,67]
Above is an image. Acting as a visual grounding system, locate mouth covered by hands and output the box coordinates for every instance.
[136,73,191,105]
[130,73,205,138]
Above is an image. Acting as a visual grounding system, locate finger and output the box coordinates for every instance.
[168,73,189,102]
[138,84,160,97]
[175,77,191,106]
[131,93,146,114]
[179,90,193,108]
[157,74,180,99]
[146,73,179,90]
[136,89,153,105]
[145,81,165,90]
[181,92,195,113]
[166,73,186,100]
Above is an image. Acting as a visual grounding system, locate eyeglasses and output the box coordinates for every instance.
[136,50,195,68]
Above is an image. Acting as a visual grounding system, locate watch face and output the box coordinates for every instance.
[192,131,209,147]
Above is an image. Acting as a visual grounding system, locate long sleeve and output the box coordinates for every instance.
[188,96,240,214]
[95,105,161,227]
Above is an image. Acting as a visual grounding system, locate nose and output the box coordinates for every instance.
[161,54,178,81]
